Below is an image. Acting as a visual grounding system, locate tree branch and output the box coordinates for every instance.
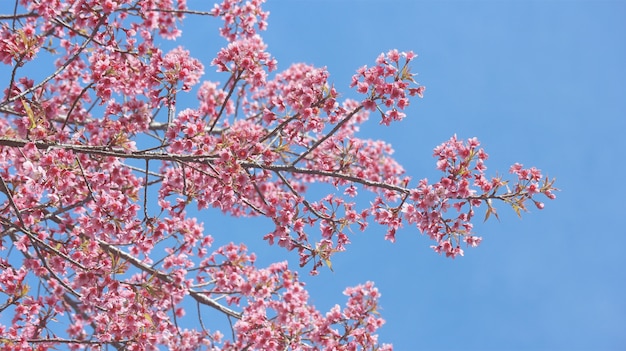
[96,240,243,319]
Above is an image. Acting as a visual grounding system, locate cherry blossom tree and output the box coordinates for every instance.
[0,1,557,350]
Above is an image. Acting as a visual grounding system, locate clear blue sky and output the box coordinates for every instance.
[2,1,625,350]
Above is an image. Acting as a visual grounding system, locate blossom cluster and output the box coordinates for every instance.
[211,0,270,41]
[396,135,556,258]
[351,49,425,125]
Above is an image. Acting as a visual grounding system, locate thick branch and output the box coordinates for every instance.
[0,137,525,204]
[95,240,242,319]
[0,137,407,193]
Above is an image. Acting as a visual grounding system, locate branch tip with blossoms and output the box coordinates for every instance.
[351,49,425,126]
[395,135,558,258]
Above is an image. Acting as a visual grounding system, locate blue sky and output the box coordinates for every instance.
[2,1,625,350]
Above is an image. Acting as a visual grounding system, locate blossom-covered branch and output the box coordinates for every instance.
[0,0,556,350]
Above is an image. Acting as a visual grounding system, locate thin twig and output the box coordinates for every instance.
[3,16,106,107]
[291,105,363,165]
